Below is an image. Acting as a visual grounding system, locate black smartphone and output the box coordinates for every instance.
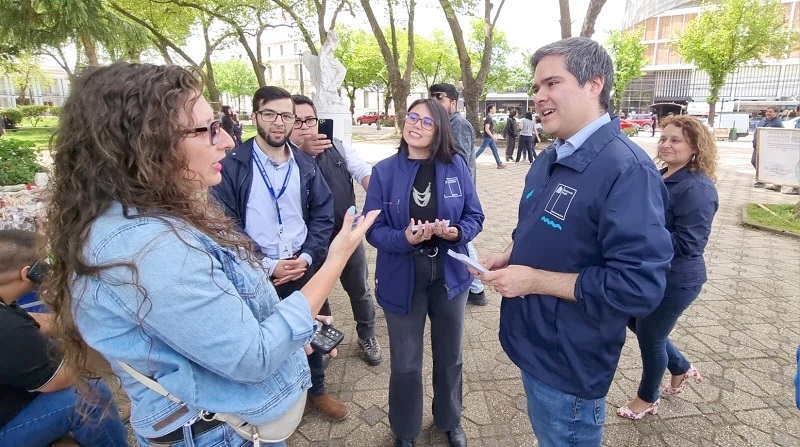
[26,260,50,285]
[318,118,334,142]
[311,324,344,354]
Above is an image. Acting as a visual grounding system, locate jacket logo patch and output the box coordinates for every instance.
[540,216,563,230]
[444,177,462,198]
[544,184,576,220]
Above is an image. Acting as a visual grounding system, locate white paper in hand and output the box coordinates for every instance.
[446,249,488,274]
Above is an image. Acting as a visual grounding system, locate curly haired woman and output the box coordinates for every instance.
[617,115,719,419]
[40,62,378,446]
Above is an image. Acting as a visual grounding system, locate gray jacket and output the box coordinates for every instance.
[449,111,477,184]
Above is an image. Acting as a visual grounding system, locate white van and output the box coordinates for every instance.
[714,113,751,137]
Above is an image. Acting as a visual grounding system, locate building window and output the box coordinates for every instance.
[267,66,273,80]
[644,17,657,40]
[280,44,284,56]
[280,65,285,80]
[267,47,271,57]
[293,43,298,54]
[363,92,369,108]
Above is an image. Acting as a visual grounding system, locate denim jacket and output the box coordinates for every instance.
[72,202,315,439]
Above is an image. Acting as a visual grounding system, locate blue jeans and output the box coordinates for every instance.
[0,381,127,447]
[521,370,605,447]
[135,423,287,446]
[476,136,502,165]
[627,283,702,403]
[466,242,483,294]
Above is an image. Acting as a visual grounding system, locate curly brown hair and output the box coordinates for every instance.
[40,62,252,392]
[656,115,718,182]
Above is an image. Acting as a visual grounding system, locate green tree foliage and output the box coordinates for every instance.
[213,59,260,107]
[335,25,384,116]
[0,0,151,67]
[467,19,518,94]
[413,30,460,89]
[676,0,799,125]
[0,53,51,105]
[605,29,646,113]
[0,138,42,185]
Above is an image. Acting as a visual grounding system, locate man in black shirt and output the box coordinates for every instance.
[0,230,127,446]
[290,95,383,368]
[475,104,506,169]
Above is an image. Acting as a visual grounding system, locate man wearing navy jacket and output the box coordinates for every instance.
[476,38,673,446]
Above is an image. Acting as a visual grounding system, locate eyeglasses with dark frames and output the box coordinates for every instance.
[405,112,436,130]
[293,117,319,128]
[430,92,451,101]
[182,120,221,145]
[255,108,296,123]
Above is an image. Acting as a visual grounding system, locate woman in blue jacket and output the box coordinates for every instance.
[618,115,719,420]
[364,98,484,447]
[39,62,379,447]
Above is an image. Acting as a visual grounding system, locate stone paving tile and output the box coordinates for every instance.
[288,135,800,446]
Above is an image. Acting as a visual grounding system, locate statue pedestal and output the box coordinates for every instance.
[317,104,352,146]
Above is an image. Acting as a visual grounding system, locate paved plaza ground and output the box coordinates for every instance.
[286,128,800,446]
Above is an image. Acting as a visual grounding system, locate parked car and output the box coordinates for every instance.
[491,112,509,123]
[355,111,395,125]
[619,119,641,131]
[627,113,655,132]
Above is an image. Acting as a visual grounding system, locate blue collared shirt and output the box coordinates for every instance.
[553,113,612,161]
[245,141,311,275]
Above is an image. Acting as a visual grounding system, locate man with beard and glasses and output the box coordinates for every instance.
[212,86,349,421]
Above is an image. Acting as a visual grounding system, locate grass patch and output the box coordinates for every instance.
[745,203,800,235]
[4,127,56,149]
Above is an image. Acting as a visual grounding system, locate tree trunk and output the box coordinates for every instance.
[580,0,608,37]
[360,0,415,130]
[558,0,572,38]
[80,34,100,66]
[439,0,506,137]
[202,24,221,111]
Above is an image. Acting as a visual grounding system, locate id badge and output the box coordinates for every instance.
[278,236,293,260]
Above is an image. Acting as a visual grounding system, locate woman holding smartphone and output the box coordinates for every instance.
[40,62,378,447]
[364,99,484,447]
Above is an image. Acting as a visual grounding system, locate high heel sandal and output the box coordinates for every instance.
[661,364,702,396]
[616,400,659,420]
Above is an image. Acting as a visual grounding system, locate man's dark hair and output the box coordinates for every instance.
[292,94,317,115]
[0,229,38,277]
[252,86,293,113]
[399,98,456,164]
[531,37,614,111]
[429,83,459,101]
[766,106,780,114]
[509,109,517,117]
[524,112,533,120]
[486,104,495,114]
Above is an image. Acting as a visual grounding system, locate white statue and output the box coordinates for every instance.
[303,29,346,107]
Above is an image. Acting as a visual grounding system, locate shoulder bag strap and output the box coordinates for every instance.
[117,361,185,405]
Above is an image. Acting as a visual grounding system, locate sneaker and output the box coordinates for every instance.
[308,392,349,421]
[497,164,506,169]
[754,182,766,188]
[358,337,382,366]
[782,187,800,195]
[766,184,781,191]
[467,291,489,306]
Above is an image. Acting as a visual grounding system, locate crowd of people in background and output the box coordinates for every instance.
[1,35,798,447]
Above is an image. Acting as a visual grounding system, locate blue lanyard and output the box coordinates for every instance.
[252,148,293,225]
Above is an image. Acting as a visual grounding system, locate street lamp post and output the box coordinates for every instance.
[297,52,304,95]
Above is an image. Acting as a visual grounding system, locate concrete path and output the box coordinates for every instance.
[288,132,800,446]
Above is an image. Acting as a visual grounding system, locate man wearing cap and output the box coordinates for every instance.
[430,83,488,306]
